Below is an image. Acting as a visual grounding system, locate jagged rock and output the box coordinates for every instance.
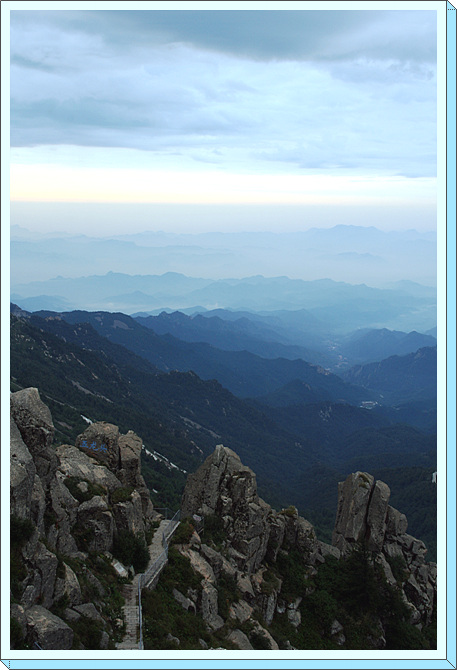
[26,605,74,649]
[112,490,145,537]
[181,444,271,572]
[385,505,408,537]
[330,619,345,645]
[53,563,82,607]
[73,602,104,625]
[229,599,253,624]
[31,475,46,535]
[180,548,216,583]
[32,542,58,609]
[166,633,180,646]
[201,582,224,631]
[199,544,223,577]
[265,514,286,562]
[332,471,375,552]
[76,496,114,553]
[317,541,341,560]
[250,621,279,649]
[117,431,143,486]
[10,419,36,519]
[11,389,57,484]
[63,608,81,622]
[236,573,255,602]
[81,569,106,600]
[100,631,110,650]
[172,588,196,613]
[332,471,436,627]
[11,603,27,638]
[75,422,120,470]
[287,597,302,628]
[366,480,390,552]
[227,629,254,650]
[56,445,122,492]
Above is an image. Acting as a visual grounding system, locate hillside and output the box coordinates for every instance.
[10,391,437,650]
[10,309,436,554]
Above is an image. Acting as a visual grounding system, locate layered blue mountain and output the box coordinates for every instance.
[32,308,367,403]
[12,271,436,334]
[11,305,436,551]
[135,310,332,367]
[341,347,437,404]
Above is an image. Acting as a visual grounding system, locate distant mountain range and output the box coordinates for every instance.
[12,271,437,335]
[10,224,437,287]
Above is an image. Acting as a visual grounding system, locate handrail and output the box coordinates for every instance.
[137,509,181,649]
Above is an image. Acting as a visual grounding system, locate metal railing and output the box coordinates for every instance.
[138,509,181,650]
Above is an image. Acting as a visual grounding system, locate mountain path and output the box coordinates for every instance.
[115,519,170,650]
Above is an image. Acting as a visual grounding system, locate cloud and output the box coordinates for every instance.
[11,9,436,63]
[9,9,437,180]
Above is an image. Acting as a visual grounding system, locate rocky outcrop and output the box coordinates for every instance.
[181,444,323,574]
[176,446,437,650]
[10,388,158,650]
[333,471,437,626]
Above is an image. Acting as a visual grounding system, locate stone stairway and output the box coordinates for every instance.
[115,518,171,649]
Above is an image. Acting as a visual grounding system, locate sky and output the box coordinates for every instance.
[7,4,440,234]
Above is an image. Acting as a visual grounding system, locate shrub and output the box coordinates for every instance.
[64,477,106,503]
[170,519,194,545]
[10,617,26,649]
[112,530,149,572]
[200,514,225,547]
[110,486,134,504]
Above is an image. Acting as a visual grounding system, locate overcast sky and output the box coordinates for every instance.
[8,5,439,234]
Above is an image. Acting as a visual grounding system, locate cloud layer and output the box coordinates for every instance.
[10,8,437,180]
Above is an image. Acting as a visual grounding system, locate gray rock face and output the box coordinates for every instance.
[10,419,36,520]
[332,471,375,552]
[56,444,122,492]
[118,431,143,487]
[111,490,145,537]
[9,389,160,649]
[227,629,254,650]
[73,602,105,625]
[332,471,437,627]
[182,444,271,572]
[26,605,74,650]
[201,582,224,631]
[11,388,57,484]
[53,563,83,607]
[76,496,114,553]
[75,422,120,470]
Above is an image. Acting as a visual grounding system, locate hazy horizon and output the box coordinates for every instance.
[9,7,438,237]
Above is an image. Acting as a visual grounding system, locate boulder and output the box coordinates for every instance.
[56,445,122,492]
[227,629,254,650]
[229,599,253,624]
[73,602,105,625]
[201,582,224,631]
[117,431,143,487]
[75,422,120,471]
[172,588,196,613]
[111,490,145,537]
[26,605,74,650]
[53,563,82,607]
[33,542,58,609]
